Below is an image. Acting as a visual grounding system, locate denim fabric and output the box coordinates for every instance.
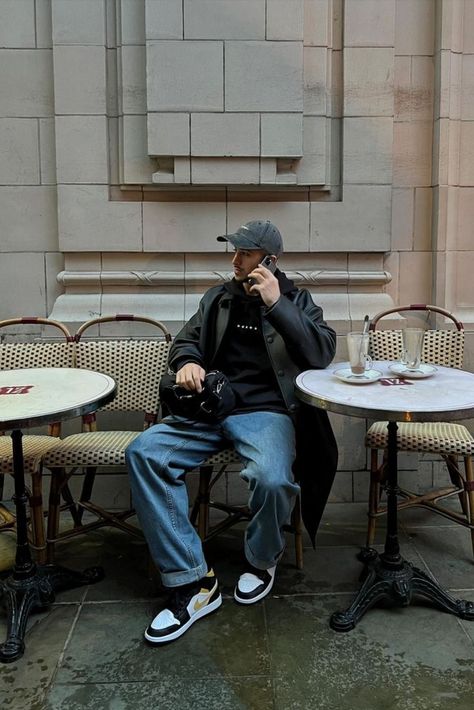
[125,412,298,587]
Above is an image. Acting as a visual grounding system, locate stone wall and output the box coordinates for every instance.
[1,0,473,507]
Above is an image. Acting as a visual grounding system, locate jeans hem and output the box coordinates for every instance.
[161,560,208,588]
[245,534,285,570]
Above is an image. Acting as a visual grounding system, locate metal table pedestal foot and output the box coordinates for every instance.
[0,429,104,663]
[330,421,474,632]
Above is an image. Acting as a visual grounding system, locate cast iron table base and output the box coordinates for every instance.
[0,563,103,663]
[330,421,474,632]
[0,430,104,663]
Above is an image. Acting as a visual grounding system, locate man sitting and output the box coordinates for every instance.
[126,220,337,644]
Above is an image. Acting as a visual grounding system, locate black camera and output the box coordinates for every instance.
[159,371,236,422]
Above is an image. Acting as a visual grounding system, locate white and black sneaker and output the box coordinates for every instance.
[145,569,222,644]
[234,564,276,605]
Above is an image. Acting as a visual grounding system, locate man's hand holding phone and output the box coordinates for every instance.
[248,255,280,307]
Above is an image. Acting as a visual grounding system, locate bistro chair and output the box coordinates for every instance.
[365,304,474,555]
[43,314,172,562]
[190,448,304,570]
[0,316,76,562]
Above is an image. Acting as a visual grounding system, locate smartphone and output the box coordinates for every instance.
[248,255,277,285]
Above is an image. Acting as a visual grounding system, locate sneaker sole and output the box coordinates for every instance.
[234,575,275,605]
[144,594,222,644]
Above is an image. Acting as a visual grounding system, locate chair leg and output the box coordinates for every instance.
[78,467,97,523]
[46,468,65,563]
[61,482,82,527]
[366,448,382,548]
[147,555,159,583]
[195,466,212,540]
[292,494,304,570]
[29,470,46,564]
[445,454,468,517]
[464,456,474,559]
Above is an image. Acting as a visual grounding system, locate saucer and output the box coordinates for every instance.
[333,368,382,384]
[389,363,437,379]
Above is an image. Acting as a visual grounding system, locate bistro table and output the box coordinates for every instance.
[0,367,116,662]
[295,360,474,631]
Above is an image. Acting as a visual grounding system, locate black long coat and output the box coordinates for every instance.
[169,272,339,545]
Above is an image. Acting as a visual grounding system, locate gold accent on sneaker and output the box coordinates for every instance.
[193,580,218,612]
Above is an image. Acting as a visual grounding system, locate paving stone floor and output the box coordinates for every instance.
[0,502,473,710]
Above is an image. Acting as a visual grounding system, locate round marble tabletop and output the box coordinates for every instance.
[0,368,116,430]
[295,360,474,422]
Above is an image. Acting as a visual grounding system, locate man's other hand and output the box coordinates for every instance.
[176,363,206,392]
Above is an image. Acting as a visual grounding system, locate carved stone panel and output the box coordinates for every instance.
[120,0,337,186]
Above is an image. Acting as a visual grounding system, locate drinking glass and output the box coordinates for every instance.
[401,328,424,371]
[347,332,372,376]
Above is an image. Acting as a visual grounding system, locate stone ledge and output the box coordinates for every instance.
[56,269,392,288]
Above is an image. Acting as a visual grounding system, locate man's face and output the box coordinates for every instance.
[232,248,267,282]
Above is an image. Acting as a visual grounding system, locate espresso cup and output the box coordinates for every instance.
[347,332,372,376]
[401,328,424,371]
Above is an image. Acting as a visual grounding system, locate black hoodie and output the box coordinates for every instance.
[212,277,287,414]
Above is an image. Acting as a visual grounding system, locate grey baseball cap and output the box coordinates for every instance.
[217,220,283,256]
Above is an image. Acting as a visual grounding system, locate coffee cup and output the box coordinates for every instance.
[401,328,424,371]
[347,332,372,376]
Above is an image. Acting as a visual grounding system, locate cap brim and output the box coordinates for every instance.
[216,234,262,250]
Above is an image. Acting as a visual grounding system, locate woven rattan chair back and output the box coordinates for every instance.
[369,330,464,368]
[368,304,464,368]
[75,315,171,423]
[0,342,75,370]
[0,317,74,371]
[75,340,169,416]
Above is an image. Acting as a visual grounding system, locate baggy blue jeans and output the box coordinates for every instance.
[125,412,298,587]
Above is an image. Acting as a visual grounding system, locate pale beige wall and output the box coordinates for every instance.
[1,1,471,338]
[0,0,63,317]
[0,0,473,504]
